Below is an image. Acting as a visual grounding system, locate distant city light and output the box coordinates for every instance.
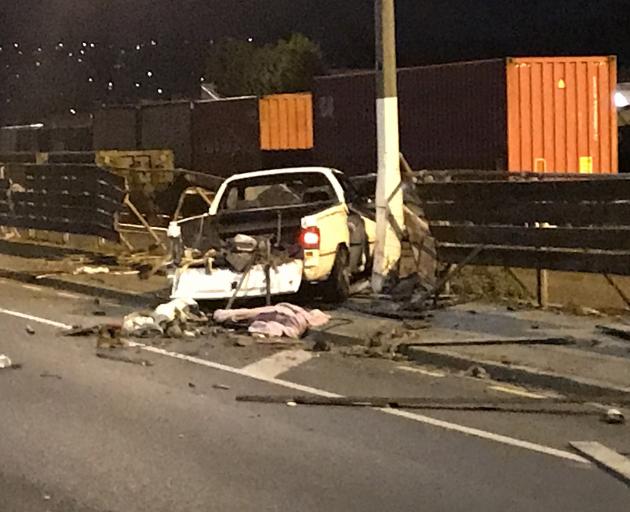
[13,43,19,48]
[135,44,141,51]
[70,108,77,115]
[135,82,141,88]
[90,43,96,48]
[157,88,164,95]
[151,40,157,46]
[147,70,153,77]
[88,77,94,83]
[82,42,87,47]
[35,61,41,67]
[248,37,254,42]
[107,81,114,90]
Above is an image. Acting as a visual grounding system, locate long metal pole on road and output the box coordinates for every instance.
[372,0,405,292]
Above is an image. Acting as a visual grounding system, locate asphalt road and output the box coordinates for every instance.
[1,279,628,511]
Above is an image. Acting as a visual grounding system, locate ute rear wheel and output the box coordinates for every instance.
[321,246,351,303]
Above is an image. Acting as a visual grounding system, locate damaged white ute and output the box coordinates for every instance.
[168,167,375,303]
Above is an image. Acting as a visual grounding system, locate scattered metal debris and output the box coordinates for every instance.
[40,372,62,380]
[237,395,612,416]
[96,351,153,367]
[63,325,101,337]
[403,337,573,348]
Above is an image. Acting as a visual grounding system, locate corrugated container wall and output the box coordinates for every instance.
[93,107,139,150]
[191,98,262,176]
[141,101,193,168]
[507,57,617,173]
[259,93,314,150]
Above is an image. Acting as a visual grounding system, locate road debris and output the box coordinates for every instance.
[121,298,207,339]
[466,365,490,380]
[402,337,572,348]
[569,442,630,486]
[597,324,630,342]
[603,408,626,425]
[40,372,62,380]
[0,354,13,369]
[237,395,611,415]
[122,313,164,338]
[214,303,330,339]
[96,351,153,367]
[312,339,332,352]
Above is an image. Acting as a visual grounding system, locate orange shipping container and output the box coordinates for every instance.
[259,93,314,151]
[507,56,617,174]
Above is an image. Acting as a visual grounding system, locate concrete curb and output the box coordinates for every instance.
[402,345,630,400]
[0,268,162,307]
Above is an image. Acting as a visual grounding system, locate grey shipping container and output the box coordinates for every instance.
[93,107,139,150]
[314,59,509,174]
[191,98,261,176]
[141,101,193,168]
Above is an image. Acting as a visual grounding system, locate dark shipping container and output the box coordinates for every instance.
[191,98,261,177]
[93,107,139,150]
[141,101,193,169]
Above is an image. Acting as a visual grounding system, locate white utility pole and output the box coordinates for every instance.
[372,0,405,292]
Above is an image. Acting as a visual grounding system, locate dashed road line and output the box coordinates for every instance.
[397,366,446,378]
[0,306,588,465]
[489,385,546,399]
[241,349,313,379]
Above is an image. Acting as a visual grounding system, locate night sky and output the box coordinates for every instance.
[2,1,629,122]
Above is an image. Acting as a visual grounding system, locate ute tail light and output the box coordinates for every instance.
[299,226,321,250]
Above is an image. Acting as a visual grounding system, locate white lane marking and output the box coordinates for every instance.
[22,284,45,293]
[55,292,83,300]
[241,349,313,379]
[1,279,84,300]
[0,307,588,465]
[397,366,446,378]
[0,307,72,329]
[382,409,586,464]
[489,385,545,399]
[129,342,339,398]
